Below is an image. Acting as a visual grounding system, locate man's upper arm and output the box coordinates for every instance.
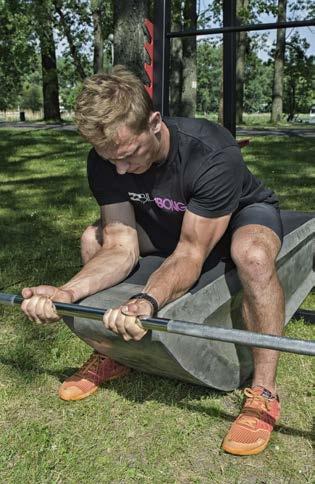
[100,201,137,228]
[100,202,139,254]
[176,209,232,263]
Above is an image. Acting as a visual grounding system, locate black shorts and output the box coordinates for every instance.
[229,202,283,243]
[204,202,283,266]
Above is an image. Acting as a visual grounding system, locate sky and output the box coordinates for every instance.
[197,1,315,60]
[56,2,314,62]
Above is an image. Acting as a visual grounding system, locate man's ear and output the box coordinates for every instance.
[148,111,162,134]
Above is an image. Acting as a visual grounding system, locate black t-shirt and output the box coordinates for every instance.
[87,117,278,252]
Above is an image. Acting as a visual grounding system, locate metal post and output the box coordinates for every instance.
[223,0,237,136]
[153,0,171,115]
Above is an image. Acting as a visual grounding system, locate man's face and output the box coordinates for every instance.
[95,122,161,175]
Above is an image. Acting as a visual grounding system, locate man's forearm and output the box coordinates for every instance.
[60,246,138,302]
[142,251,203,309]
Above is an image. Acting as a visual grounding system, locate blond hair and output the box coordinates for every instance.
[74,65,154,147]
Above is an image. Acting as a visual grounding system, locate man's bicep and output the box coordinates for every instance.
[100,201,137,229]
[99,202,140,254]
[178,209,231,260]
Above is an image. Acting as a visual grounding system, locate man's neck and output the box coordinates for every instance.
[155,122,170,163]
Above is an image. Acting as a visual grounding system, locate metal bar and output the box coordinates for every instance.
[153,0,171,115]
[293,309,315,324]
[1,292,314,356]
[223,0,236,136]
[167,19,315,38]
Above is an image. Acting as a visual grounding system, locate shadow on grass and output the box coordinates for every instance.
[0,130,313,445]
[243,136,315,211]
[0,352,312,441]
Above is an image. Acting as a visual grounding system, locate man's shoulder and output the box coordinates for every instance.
[88,147,101,164]
[165,117,237,152]
[87,148,111,170]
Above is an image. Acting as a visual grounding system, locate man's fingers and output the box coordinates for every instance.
[21,295,60,324]
[21,287,33,299]
[103,309,119,334]
[103,307,147,341]
[110,309,131,340]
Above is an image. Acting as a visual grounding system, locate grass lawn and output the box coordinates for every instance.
[0,128,314,483]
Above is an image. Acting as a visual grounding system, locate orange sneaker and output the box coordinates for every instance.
[59,352,130,401]
[222,386,280,456]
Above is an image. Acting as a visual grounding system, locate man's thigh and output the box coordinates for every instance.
[229,203,283,266]
[229,203,283,245]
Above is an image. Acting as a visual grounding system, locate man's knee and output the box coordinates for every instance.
[231,240,275,286]
[81,224,103,249]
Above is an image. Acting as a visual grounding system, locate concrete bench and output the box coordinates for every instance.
[64,210,314,391]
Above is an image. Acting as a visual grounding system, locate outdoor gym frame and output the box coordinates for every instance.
[152,0,315,136]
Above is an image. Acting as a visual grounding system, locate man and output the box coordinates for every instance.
[21,65,284,456]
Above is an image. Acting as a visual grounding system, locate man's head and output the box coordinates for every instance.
[75,65,168,174]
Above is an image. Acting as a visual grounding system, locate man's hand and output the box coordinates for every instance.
[103,298,153,341]
[21,285,74,324]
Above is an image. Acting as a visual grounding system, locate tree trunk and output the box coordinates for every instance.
[271,0,287,123]
[169,0,183,115]
[52,0,87,81]
[113,0,149,82]
[218,76,224,124]
[170,0,197,117]
[38,5,61,121]
[287,81,296,121]
[91,0,104,73]
[218,45,224,124]
[235,0,248,124]
[181,0,197,117]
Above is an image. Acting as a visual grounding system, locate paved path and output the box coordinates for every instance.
[0,121,76,131]
[1,121,315,138]
[237,127,315,138]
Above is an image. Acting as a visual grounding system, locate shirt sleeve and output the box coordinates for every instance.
[87,148,130,206]
[187,146,244,218]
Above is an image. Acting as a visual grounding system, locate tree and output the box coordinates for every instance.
[31,0,61,121]
[284,33,314,118]
[271,0,287,123]
[113,0,150,81]
[244,54,273,113]
[169,0,184,115]
[196,41,222,114]
[53,0,113,76]
[235,0,249,124]
[52,0,88,80]
[181,0,197,117]
[20,84,42,112]
[0,0,37,110]
[57,56,82,111]
[169,0,197,117]
[91,0,113,73]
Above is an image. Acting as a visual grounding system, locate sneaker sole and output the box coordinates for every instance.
[59,368,131,401]
[222,439,270,456]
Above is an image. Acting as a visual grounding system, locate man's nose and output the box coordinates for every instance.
[115,160,130,174]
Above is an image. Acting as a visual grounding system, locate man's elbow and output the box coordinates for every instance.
[103,222,140,265]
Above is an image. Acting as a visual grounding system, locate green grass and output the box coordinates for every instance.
[0,128,314,483]
[197,111,315,128]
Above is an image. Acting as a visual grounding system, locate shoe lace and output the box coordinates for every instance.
[243,387,271,415]
[77,353,107,378]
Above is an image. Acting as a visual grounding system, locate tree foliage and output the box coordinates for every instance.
[0,0,313,118]
[284,33,314,117]
[0,0,37,110]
